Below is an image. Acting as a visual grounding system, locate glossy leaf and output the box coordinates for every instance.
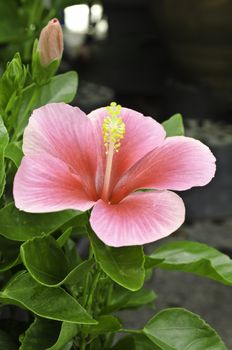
[57,227,73,247]
[143,308,227,350]
[64,238,82,270]
[37,71,78,106]
[61,212,88,238]
[0,202,81,241]
[21,235,69,286]
[104,286,156,313]
[0,271,96,324]
[134,334,161,350]
[146,241,232,286]
[89,231,145,291]
[162,114,184,137]
[15,71,78,138]
[120,288,156,309]
[0,115,9,197]
[112,335,159,350]
[64,259,94,286]
[111,336,134,350]
[84,315,121,336]
[21,235,94,287]
[5,142,23,167]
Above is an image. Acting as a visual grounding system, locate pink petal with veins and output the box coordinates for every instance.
[13,154,96,213]
[111,136,216,203]
[23,103,99,199]
[90,191,185,247]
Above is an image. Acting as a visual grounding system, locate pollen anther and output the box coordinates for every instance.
[103,102,125,153]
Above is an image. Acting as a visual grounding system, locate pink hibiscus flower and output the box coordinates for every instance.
[13,102,216,247]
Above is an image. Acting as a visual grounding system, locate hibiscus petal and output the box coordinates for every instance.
[13,155,96,213]
[88,107,166,194]
[23,103,98,199]
[90,191,185,247]
[111,136,216,203]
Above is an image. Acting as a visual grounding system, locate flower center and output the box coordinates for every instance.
[102,102,125,202]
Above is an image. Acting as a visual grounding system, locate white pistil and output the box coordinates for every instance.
[102,140,114,202]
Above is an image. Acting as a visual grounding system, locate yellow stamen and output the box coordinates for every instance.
[102,102,125,201]
[102,102,125,153]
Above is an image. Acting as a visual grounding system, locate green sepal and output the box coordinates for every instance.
[0,53,27,111]
[32,39,60,86]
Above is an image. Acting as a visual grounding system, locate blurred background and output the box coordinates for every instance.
[0,0,231,347]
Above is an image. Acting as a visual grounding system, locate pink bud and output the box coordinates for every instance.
[38,18,63,67]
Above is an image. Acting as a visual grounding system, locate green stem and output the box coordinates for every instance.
[22,83,36,93]
[86,270,101,312]
[80,339,87,350]
[83,272,91,308]
[106,280,113,306]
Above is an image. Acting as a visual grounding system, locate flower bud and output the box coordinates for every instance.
[38,18,63,67]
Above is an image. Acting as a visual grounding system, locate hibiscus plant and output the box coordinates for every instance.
[0,19,231,350]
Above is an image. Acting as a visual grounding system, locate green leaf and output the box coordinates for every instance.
[143,308,227,350]
[104,286,156,313]
[37,71,78,106]
[0,202,81,241]
[134,334,161,350]
[15,71,78,138]
[64,238,82,270]
[89,231,145,291]
[21,235,94,287]
[120,288,156,309]
[19,318,77,350]
[162,114,184,137]
[0,271,96,324]
[19,318,61,350]
[5,142,23,167]
[57,227,73,247]
[112,335,159,350]
[146,241,232,286]
[0,329,17,350]
[47,322,77,350]
[63,259,94,286]
[0,235,20,272]
[0,115,9,197]
[84,315,121,336]
[111,336,135,350]
[21,235,69,286]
